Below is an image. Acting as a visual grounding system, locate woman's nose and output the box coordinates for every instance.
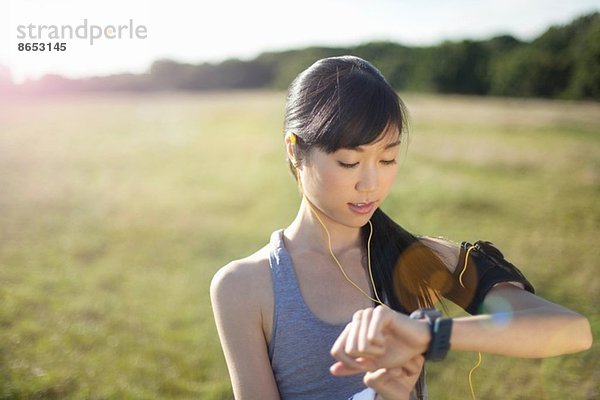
[355,166,377,193]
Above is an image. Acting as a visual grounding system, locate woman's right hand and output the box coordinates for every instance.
[366,355,424,400]
[330,305,430,375]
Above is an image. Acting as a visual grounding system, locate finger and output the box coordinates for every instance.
[352,309,386,358]
[367,305,390,345]
[363,367,407,386]
[345,310,363,356]
[363,367,388,385]
[329,360,367,376]
[331,324,366,371]
[335,318,374,371]
[373,367,414,390]
[331,348,366,372]
[330,356,378,375]
[357,307,373,352]
[365,368,416,399]
[359,310,387,357]
[330,323,352,358]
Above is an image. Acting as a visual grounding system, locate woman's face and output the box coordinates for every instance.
[298,125,401,229]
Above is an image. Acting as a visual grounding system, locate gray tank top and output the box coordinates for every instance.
[267,229,367,400]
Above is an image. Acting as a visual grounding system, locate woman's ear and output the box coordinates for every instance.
[285,132,300,168]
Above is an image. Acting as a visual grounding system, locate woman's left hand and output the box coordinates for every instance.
[330,306,430,376]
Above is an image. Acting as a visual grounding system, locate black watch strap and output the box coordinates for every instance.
[409,308,453,361]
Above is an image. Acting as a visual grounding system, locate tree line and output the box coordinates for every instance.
[3,12,599,100]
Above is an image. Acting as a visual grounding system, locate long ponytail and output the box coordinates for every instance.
[363,208,452,313]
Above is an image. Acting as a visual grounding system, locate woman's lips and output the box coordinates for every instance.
[348,201,376,214]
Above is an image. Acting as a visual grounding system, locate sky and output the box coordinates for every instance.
[2,0,599,84]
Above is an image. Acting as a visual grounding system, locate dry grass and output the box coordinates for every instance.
[0,91,598,399]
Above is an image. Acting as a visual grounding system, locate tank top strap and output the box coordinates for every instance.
[266,229,368,399]
[268,229,304,304]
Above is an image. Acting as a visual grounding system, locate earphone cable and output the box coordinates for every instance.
[305,198,387,307]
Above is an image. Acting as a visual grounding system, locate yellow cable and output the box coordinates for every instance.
[468,352,482,400]
[458,243,482,400]
[458,244,476,288]
[366,220,387,307]
[306,197,481,399]
[305,198,386,307]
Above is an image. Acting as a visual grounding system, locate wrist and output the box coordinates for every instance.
[410,308,453,361]
[415,319,432,354]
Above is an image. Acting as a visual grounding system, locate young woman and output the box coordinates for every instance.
[210,56,592,400]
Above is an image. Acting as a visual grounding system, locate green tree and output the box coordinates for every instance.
[565,13,600,98]
[490,47,571,98]
[431,40,490,94]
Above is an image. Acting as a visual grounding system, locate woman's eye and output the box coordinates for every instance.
[381,159,397,165]
[338,161,359,169]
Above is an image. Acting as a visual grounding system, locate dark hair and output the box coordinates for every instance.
[284,55,450,313]
[284,56,405,178]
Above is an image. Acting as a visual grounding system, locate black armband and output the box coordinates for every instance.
[443,240,535,315]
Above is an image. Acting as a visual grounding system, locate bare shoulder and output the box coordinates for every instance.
[418,236,461,274]
[210,244,272,303]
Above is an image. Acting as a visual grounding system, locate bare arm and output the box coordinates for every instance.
[421,237,592,357]
[451,283,592,357]
[331,239,593,373]
[332,292,591,376]
[210,260,281,400]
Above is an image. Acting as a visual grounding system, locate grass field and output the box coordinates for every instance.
[0,90,598,399]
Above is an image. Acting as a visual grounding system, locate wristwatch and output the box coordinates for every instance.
[409,308,453,361]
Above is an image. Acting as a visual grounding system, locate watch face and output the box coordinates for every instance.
[409,308,442,321]
[410,308,442,324]
[424,309,442,319]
